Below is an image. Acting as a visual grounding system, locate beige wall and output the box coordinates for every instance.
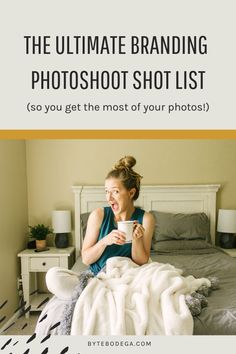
[0,141,28,325]
[26,140,236,229]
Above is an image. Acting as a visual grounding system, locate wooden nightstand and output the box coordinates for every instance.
[18,247,75,317]
[220,248,236,257]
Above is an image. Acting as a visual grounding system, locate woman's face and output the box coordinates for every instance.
[105,177,135,216]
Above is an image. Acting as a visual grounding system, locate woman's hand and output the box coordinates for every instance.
[133,221,145,240]
[103,230,126,246]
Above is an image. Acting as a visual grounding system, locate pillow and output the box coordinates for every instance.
[81,212,90,238]
[152,239,212,252]
[150,211,210,248]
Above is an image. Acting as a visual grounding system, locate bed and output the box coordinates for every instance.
[35,184,236,335]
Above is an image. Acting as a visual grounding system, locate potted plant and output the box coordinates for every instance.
[29,224,53,250]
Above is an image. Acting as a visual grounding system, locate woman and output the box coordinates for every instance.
[46,156,154,300]
[82,156,155,275]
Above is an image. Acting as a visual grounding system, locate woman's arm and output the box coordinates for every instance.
[131,211,155,265]
[81,208,126,266]
[81,208,105,265]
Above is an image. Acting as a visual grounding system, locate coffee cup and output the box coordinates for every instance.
[117,220,134,243]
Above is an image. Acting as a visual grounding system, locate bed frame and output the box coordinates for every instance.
[72,184,220,258]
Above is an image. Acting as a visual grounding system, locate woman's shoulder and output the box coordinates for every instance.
[136,207,152,217]
[143,210,155,224]
[88,207,104,222]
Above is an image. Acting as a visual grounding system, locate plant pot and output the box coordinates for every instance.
[36,239,47,250]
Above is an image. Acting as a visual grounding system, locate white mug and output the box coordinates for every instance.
[117,220,134,243]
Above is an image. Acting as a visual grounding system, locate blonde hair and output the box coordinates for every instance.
[106,156,143,200]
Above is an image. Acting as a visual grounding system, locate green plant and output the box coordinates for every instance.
[28,224,53,240]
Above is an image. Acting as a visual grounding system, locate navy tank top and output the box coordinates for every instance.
[90,206,145,275]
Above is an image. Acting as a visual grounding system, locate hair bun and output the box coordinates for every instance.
[115,156,136,170]
[107,156,142,200]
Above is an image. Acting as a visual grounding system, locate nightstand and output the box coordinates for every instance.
[220,248,236,257]
[18,247,75,317]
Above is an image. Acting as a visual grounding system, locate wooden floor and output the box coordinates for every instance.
[1,312,40,336]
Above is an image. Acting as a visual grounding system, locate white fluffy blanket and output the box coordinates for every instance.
[70,257,210,335]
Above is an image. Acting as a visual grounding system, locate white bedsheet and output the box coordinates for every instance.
[70,257,210,335]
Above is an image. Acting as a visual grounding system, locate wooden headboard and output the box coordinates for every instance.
[72,184,220,258]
